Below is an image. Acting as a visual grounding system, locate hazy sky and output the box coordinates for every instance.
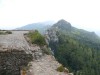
[0,0,100,33]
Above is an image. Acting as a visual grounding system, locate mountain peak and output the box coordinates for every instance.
[53,19,72,31]
[58,19,69,23]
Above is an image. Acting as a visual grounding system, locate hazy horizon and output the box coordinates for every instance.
[0,0,100,35]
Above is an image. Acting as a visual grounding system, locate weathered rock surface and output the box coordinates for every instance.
[45,29,58,45]
[0,31,71,75]
[0,50,33,75]
[0,31,30,51]
[27,55,69,75]
[0,31,33,75]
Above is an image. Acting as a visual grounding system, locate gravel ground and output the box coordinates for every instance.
[0,31,30,51]
[28,55,69,75]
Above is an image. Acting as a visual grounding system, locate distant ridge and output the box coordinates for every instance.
[16,21,55,34]
[52,19,98,37]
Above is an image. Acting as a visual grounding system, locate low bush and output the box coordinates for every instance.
[0,30,12,35]
[5,31,12,34]
[56,65,65,72]
[42,46,53,55]
[28,30,46,46]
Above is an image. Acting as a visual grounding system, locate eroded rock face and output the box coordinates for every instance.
[45,29,58,45]
[0,50,33,75]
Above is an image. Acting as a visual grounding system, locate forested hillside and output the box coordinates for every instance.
[47,19,100,75]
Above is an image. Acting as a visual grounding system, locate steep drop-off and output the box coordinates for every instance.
[46,19,100,75]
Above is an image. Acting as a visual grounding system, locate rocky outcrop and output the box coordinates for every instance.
[45,19,72,44]
[52,19,72,31]
[27,55,71,75]
[0,31,33,75]
[45,29,58,45]
[0,30,73,75]
[0,50,33,75]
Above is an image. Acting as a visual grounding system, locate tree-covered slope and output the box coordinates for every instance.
[47,19,100,75]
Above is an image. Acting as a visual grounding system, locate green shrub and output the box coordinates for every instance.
[0,31,4,34]
[5,31,12,34]
[28,30,46,46]
[56,65,65,72]
[42,47,53,55]
[0,31,12,35]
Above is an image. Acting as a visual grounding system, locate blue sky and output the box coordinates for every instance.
[0,0,100,35]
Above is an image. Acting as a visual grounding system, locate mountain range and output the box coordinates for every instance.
[16,21,55,34]
[16,20,100,37]
[46,19,100,75]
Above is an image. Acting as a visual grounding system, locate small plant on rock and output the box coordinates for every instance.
[56,65,65,72]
